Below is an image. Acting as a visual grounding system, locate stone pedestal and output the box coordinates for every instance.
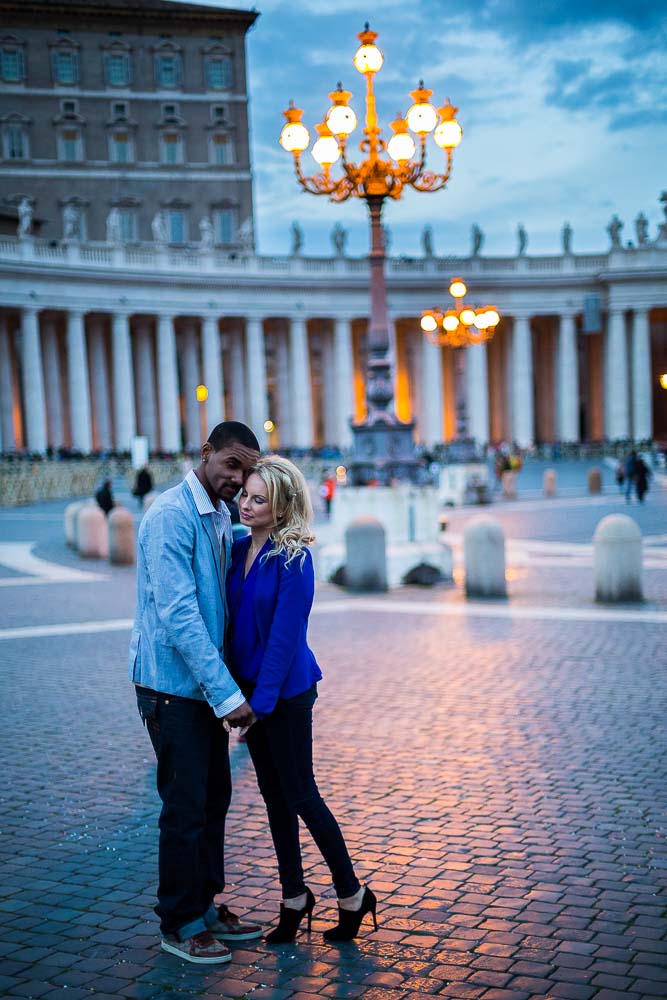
[316,485,453,588]
[464,517,507,598]
[109,507,136,565]
[344,517,387,592]
[588,467,602,494]
[544,469,557,497]
[594,515,642,603]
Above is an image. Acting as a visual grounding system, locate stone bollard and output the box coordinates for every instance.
[344,517,387,592]
[594,514,642,603]
[108,506,135,565]
[142,491,159,511]
[77,504,109,559]
[464,516,507,598]
[501,470,516,500]
[588,467,602,494]
[64,499,89,548]
[544,469,557,497]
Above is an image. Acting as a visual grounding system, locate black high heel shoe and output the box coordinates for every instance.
[264,888,316,944]
[323,886,378,942]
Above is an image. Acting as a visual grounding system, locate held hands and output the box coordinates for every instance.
[223,700,257,733]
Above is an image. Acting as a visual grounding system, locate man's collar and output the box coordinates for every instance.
[185,469,224,516]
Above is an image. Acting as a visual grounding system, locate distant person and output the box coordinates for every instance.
[634,455,651,503]
[227,456,377,943]
[319,474,335,517]
[95,479,114,515]
[132,466,153,508]
[615,461,625,492]
[624,451,638,503]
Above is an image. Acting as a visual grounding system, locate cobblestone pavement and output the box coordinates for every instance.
[1,478,666,1000]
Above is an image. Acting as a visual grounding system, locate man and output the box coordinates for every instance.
[129,421,262,964]
[95,479,114,515]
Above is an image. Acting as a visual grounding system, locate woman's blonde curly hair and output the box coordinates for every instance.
[245,455,315,567]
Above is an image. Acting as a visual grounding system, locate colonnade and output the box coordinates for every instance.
[0,303,662,454]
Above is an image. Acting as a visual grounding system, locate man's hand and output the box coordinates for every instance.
[224,701,256,730]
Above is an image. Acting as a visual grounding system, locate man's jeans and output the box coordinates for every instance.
[135,686,230,938]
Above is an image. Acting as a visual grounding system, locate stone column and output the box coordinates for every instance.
[631,308,652,441]
[288,315,314,448]
[512,313,534,448]
[202,315,225,429]
[180,323,201,450]
[245,317,269,449]
[333,317,354,449]
[605,307,629,440]
[229,327,246,424]
[466,341,490,446]
[321,330,338,445]
[134,319,158,451]
[558,310,579,442]
[66,310,92,453]
[156,313,181,453]
[20,308,47,453]
[41,317,64,449]
[88,317,112,451]
[421,335,443,446]
[112,311,136,451]
[273,329,292,446]
[0,315,17,450]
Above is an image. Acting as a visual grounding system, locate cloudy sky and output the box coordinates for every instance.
[172,0,667,258]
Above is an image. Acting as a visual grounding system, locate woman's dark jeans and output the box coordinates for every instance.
[245,684,360,899]
[135,686,230,937]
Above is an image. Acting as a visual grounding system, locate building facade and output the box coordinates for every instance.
[0,228,666,455]
[0,0,257,248]
[0,0,665,456]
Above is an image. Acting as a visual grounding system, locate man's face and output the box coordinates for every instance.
[202,441,260,502]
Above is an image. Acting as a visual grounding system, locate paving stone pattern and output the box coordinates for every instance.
[1,597,666,999]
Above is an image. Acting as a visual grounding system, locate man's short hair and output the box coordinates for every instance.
[207,421,260,453]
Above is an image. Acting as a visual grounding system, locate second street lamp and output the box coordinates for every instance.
[279,23,462,483]
[421,278,500,348]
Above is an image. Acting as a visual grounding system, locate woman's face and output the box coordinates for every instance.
[239,472,276,531]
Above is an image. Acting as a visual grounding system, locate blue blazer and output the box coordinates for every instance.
[229,536,322,718]
[128,480,240,709]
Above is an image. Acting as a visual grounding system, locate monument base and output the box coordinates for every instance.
[314,485,453,588]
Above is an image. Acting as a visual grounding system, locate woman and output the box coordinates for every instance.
[226,455,376,943]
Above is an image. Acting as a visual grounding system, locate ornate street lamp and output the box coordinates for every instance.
[420,278,500,347]
[279,24,462,483]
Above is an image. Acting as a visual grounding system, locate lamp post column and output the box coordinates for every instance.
[288,315,314,448]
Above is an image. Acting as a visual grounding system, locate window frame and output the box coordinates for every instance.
[0,43,25,83]
[52,47,80,86]
[104,49,131,87]
[108,127,134,164]
[209,130,235,166]
[213,205,238,246]
[166,208,187,244]
[155,51,182,89]
[160,129,184,165]
[58,125,84,162]
[205,54,233,91]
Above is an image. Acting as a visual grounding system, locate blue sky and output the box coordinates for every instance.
[172,0,667,258]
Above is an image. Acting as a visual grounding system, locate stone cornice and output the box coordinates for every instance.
[0,0,259,31]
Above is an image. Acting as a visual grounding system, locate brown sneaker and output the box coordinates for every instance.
[161,929,232,964]
[209,904,263,941]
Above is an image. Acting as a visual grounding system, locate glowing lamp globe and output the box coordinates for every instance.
[434,119,463,149]
[196,384,208,402]
[263,419,275,433]
[660,373,667,390]
[407,100,437,135]
[485,308,500,328]
[475,312,490,330]
[443,310,460,332]
[388,131,416,162]
[327,103,357,136]
[280,121,310,153]
[353,43,384,74]
[420,312,438,333]
[449,278,467,298]
[460,308,476,326]
[312,135,341,166]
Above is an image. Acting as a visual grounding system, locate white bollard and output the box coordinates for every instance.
[464,516,507,598]
[544,469,557,497]
[594,514,642,603]
[588,467,602,494]
[344,516,387,592]
[108,506,135,565]
[77,504,109,559]
[64,499,89,548]
[501,470,516,500]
